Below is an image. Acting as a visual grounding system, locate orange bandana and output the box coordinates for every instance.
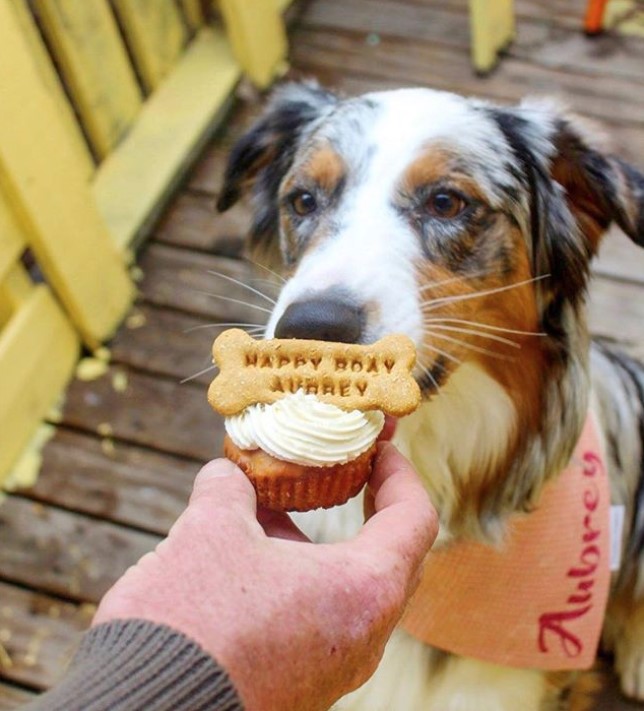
[401,414,612,670]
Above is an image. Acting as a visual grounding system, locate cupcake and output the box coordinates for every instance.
[207,328,420,512]
[223,390,384,511]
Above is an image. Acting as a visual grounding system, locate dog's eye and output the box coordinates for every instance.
[426,191,467,219]
[290,191,317,216]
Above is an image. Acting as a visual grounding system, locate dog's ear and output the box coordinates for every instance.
[547,114,644,252]
[217,82,338,255]
[492,101,644,307]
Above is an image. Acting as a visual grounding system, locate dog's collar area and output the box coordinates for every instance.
[401,412,611,670]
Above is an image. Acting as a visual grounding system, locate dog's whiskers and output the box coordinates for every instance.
[420,275,550,313]
[424,323,521,349]
[207,270,276,305]
[244,257,287,284]
[183,322,267,334]
[425,317,546,338]
[196,292,274,315]
[419,341,463,366]
[419,270,490,293]
[248,278,283,292]
[424,329,514,361]
[180,363,219,385]
[416,362,441,394]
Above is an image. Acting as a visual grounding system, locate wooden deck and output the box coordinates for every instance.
[1,0,644,707]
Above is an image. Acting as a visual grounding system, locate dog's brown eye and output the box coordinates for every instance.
[426,191,466,219]
[291,191,317,216]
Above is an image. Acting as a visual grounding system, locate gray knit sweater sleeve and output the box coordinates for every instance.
[23,620,244,711]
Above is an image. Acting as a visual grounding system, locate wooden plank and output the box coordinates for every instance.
[179,0,205,32]
[512,28,644,86]
[186,100,262,194]
[0,192,24,288]
[593,227,644,285]
[0,281,79,485]
[9,1,94,177]
[154,192,248,256]
[92,28,240,250]
[32,0,142,158]
[0,582,90,691]
[299,0,644,85]
[0,497,159,602]
[112,0,188,92]
[22,429,195,535]
[0,682,36,709]
[218,0,288,88]
[300,0,471,49]
[288,26,644,127]
[0,3,135,347]
[187,145,229,194]
[0,264,31,335]
[110,303,250,387]
[588,275,644,345]
[139,243,269,323]
[367,0,586,28]
[60,366,223,462]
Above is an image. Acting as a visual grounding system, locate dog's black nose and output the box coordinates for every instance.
[274,298,363,343]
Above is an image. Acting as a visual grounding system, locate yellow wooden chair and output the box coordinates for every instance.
[469,0,515,74]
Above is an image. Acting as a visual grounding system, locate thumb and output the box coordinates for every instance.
[190,458,257,514]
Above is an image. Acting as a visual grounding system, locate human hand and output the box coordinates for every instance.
[93,443,437,711]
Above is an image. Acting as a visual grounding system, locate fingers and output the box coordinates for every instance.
[256,507,311,543]
[377,415,397,443]
[363,487,376,522]
[352,443,438,578]
[190,459,257,515]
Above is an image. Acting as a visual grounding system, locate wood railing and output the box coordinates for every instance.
[0,0,289,484]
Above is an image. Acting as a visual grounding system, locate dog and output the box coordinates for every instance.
[216,83,644,710]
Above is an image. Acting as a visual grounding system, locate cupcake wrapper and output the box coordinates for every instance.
[224,436,376,512]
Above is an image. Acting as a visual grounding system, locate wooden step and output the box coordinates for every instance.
[289,26,644,127]
[25,428,195,535]
[59,366,222,463]
[0,497,158,602]
[110,302,234,387]
[139,243,272,323]
[0,581,89,691]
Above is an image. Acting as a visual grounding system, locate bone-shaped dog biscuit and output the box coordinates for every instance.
[208,329,421,417]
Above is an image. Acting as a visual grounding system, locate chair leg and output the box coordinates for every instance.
[585,0,609,35]
[469,0,515,75]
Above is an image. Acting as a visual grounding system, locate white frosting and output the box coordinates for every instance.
[225,390,384,467]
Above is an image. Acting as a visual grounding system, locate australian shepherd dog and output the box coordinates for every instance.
[216,83,644,710]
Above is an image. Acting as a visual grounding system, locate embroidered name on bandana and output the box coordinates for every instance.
[401,414,611,670]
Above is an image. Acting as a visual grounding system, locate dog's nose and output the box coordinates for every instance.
[274,298,363,343]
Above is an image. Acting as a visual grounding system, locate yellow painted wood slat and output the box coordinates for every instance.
[0,2,135,347]
[0,277,79,485]
[0,191,25,287]
[0,262,31,331]
[218,0,288,88]
[469,0,515,73]
[9,0,94,179]
[33,0,143,159]
[179,0,205,32]
[93,27,240,250]
[112,0,189,93]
